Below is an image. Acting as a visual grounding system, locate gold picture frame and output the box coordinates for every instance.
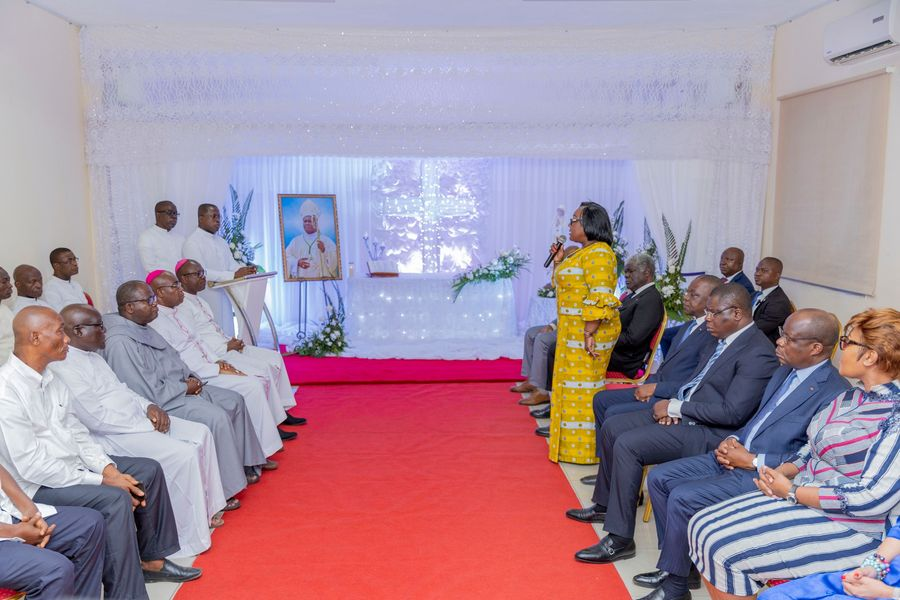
[278,194,342,282]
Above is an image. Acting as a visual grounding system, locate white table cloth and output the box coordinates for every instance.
[525,295,557,329]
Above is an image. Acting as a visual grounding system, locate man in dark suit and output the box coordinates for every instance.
[719,247,755,296]
[633,309,848,600]
[607,253,665,378]
[593,274,721,424]
[752,256,794,345]
[564,284,778,564]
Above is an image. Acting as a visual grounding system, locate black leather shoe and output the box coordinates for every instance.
[565,504,606,523]
[143,559,202,583]
[574,536,636,564]
[530,406,551,419]
[634,570,701,590]
[580,475,597,486]
[535,426,550,437]
[278,427,298,441]
[283,414,307,426]
[635,588,691,600]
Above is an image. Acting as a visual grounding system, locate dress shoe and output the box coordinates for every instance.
[510,381,537,394]
[635,588,691,600]
[246,472,260,485]
[535,426,550,438]
[142,559,203,583]
[262,459,278,471]
[633,570,701,590]
[519,390,550,406]
[282,414,308,426]
[580,475,597,486]
[223,497,241,512]
[565,504,606,523]
[278,427,298,441]
[574,536,636,564]
[530,405,551,419]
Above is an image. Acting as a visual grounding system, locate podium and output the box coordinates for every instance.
[209,272,279,350]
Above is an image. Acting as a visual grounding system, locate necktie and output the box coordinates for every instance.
[677,340,727,401]
[743,371,799,449]
[720,276,728,283]
[672,320,699,352]
[752,292,763,314]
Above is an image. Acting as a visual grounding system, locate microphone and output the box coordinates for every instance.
[544,235,567,268]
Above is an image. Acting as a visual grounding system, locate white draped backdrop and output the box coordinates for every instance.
[80,25,775,352]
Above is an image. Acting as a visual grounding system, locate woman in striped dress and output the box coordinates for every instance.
[687,308,900,599]
[547,202,621,464]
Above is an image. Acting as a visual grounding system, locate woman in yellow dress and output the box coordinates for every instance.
[548,202,621,464]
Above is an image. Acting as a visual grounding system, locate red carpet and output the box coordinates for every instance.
[282,355,523,385]
[179,381,630,599]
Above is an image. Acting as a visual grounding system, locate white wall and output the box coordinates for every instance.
[0,1,94,298]
[765,0,900,322]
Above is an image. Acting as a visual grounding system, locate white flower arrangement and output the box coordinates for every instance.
[450,248,530,301]
[537,284,556,298]
[222,185,262,266]
[655,214,692,322]
[293,283,348,357]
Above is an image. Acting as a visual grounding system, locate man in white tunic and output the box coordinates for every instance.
[182,203,257,337]
[42,248,89,311]
[146,270,286,456]
[285,199,339,279]
[50,304,228,558]
[0,267,13,364]
[137,201,186,273]
[10,265,51,315]
[176,258,306,426]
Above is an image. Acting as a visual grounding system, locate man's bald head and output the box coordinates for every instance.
[13,264,43,299]
[197,204,221,234]
[116,280,150,308]
[788,308,840,349]
[154,200,179,231]
[719,247,745,278]
[116,281,159,325]
[776,308,840,368]
[60,304,106,352]
[12,306,68,370]
[683,275,722,318]
[754,256,784,290]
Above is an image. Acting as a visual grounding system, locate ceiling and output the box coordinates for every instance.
[28,0,834,30]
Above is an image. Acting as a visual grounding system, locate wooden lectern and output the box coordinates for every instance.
[209,272,280,350]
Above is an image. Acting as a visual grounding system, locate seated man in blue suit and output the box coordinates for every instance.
[564,284,779,564]
[593,274,721,424]
[719,247,755,296]
[634,308,848,600]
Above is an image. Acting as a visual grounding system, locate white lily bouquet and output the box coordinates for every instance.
[293,283,348,357]
[450,248,530,301]
[655,214,692,323]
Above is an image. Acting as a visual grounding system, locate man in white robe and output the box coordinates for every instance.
[10,265,51,315]
[146,270,286,456]
[42,248,90,311]
[50,304,228,558]
[0,267,13,364]
[285,199,339,279]
[137,201,186,273]
[176,258,305,426]
[182,203,257,337]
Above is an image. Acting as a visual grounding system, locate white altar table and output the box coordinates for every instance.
[345,274,520,359]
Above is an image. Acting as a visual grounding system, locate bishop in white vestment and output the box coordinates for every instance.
[285,199,339,279]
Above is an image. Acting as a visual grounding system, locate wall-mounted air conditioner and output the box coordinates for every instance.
[824,0,900,64]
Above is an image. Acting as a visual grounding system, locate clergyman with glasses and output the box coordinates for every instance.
[138,200,186,272]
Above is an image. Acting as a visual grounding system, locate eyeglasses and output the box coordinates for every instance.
[179,270,206,279]
[839,335,872,351]
[156,210,180,217]
[704,306,736,319]
[155,282,182,290]
[119,294,157,307]
[76,322,106,332]
[569,217,582,225]
[778,326,817,345]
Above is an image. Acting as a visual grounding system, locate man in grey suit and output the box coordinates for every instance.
[512,321,556,406]
[102,281,266,500]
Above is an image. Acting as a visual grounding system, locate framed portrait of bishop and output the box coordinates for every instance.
[278,194,343,282]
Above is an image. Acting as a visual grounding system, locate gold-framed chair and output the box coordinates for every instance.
[606,314,669,386]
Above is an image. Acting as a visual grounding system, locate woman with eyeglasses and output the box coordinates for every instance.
[686,308,900,600]
[545,202,621,464]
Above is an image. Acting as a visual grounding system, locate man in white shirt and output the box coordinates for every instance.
[176,258,306,426]
[0,267,13,364]
[0,462,106,599]
[182,203,257,337]
[51,304,229,558]
[0,306,201,599]
[10,265,51,315]
[146,270,286,455]
[137,201,186,273]
[285,199,339,279]
[42,248,89,311]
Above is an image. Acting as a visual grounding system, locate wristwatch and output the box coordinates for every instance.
[751,456,759,469]
[786,484,799,505]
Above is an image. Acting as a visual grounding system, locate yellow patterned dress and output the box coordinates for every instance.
[548,242,621,464]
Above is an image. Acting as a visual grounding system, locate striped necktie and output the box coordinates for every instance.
[752,292,764,314]
[743,371,799,449]
[677,340,727,401]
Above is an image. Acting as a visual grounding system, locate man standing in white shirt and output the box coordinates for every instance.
[285,199,339,279]
[0,307,201,599]
[0,267,13,364]
[182,203,257,337]
[10,265,51,315]
[137,201,186,273]
[146,270,287,455]
[42,248,89,311]
[176,258,306,427]
[51,304,229,557]
[0,462,106,599]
